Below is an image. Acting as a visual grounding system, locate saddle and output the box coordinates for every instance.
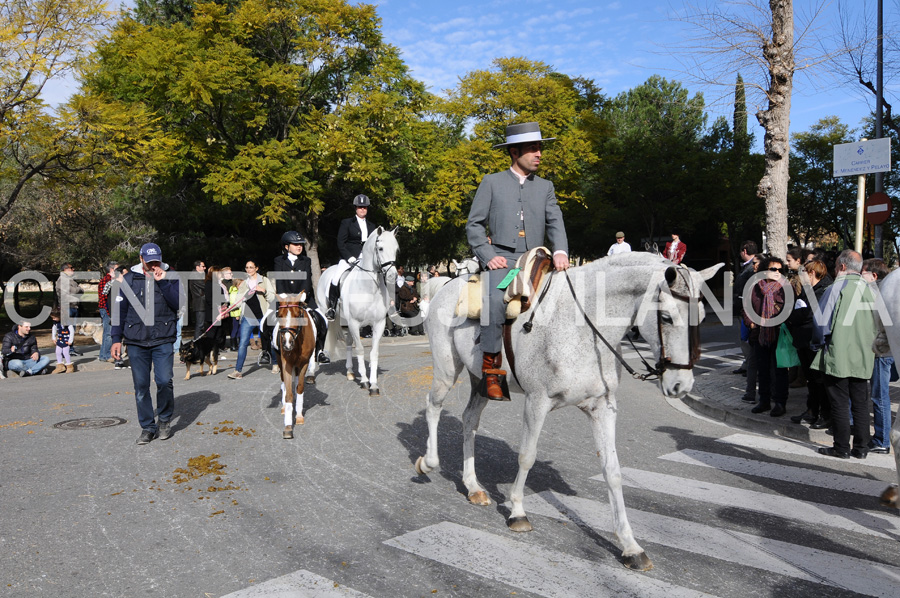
[455,247,553,320]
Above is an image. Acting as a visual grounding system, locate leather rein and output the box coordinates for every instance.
[512,268,700,382]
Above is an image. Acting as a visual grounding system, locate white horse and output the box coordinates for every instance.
[415,252,722,570]
[316,227,399,395]
[419,258,481,319]
[873,269,900,508]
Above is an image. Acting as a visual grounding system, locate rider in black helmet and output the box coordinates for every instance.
[325,194,378,319]
[270,230,330,364]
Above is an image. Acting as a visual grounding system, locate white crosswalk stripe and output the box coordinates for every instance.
[220,569,373,597]
[384,521,716,598]
[659,448,890,495]
[715,433,897,469]
[597,468,900,539]
[519,491,900,597]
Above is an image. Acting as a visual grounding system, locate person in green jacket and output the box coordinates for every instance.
[810,250,877,459]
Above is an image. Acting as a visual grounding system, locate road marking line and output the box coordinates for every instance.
[521,491,900,597]
[659,449,889,495]
[385,521,716,598]
[716,433,896,469]
[220,569,373,597]
[591,469,900,540]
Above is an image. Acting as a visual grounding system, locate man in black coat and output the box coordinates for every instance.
[325,194,378,319]
[271,230,329,364]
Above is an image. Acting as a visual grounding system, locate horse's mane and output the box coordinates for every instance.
[571,252,695,299]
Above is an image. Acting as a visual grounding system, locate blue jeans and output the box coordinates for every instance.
[234,317,257,373]
[127,343,175,433]
[871,355,894,449]
[7,356,51,375]
[99,308,112,360]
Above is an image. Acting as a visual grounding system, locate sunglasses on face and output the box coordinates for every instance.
[768,267,785,273]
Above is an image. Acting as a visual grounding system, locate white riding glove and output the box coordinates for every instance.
[348,256,357,264]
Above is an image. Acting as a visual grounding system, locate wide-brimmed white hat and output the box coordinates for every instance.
[492,122,556,149]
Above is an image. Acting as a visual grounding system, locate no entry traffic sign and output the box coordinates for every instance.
[866,192,892,225]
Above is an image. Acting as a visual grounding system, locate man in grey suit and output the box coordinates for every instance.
[466,122,570,400]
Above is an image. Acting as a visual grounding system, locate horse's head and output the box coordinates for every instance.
[276,293,307,352]
[453,257,481,277]
[362,226,400,287]
[636,262,723,398]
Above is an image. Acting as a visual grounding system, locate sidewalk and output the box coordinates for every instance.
[684,355,900,445]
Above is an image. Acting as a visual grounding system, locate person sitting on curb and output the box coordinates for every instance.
[1,322,51,377]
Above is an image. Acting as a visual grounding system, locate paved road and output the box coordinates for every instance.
[1,330,897,597]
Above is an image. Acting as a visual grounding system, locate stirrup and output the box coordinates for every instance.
[477,371,511,401]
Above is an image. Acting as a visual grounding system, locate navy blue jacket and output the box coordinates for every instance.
[110,266,180,347]
[272,254,317,309]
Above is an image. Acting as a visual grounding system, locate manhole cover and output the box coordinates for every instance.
[53,417,127,430]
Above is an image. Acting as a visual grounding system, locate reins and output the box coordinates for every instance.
[519,268,698,381]
[559,271,663,381]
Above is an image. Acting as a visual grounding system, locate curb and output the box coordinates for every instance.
[680,392,820,444]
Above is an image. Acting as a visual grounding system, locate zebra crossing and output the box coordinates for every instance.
[622,338,742,371]
[224,432,899,597]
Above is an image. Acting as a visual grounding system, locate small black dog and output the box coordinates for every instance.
[179,337,219,380]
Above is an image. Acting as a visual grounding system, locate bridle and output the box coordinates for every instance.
[349,234,397,288]
[276,303,304,348]
[651,267,701,375]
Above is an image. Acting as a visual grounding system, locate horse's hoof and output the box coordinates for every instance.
[369,387,380,396]
[282,426,293,440]
[346,372,355,381]
[468,490,492,507]
[305,376,315,385]
[622,551,653,571]
[507,516,532,532]
[414,456,431,476]
[295,415,304,425]
[880,484,899,508]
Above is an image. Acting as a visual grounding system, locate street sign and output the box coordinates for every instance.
[833,137,891,176]
[865,192,892,225]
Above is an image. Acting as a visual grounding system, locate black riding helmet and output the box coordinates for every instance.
[281,230,306,245]
[353,194,370,207]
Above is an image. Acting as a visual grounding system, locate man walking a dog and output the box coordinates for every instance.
[111,243,180,445]
[466,122,570,400]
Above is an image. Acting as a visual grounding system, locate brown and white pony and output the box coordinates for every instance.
[275,294,316,439]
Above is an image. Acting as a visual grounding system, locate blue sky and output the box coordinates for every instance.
[44,1,886,144]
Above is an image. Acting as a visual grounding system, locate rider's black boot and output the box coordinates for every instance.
[325,283,340,320]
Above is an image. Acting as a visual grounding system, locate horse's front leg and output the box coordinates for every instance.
[585,395,652,571]
[507,394,552,528]
[294,365,308,425]
[305,353,317,385]
[461,374,492,506]
[881,414,900,508]
[345,320,360,382]
[366,318,387,395]
[281,368,295,439]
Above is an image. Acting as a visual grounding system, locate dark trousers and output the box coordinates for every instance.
[480,248,521,354]
[193,310,207,338]
[824,375,870,453]
[128,343,175,434]
[798,346,829,422]
[755,342,788,406]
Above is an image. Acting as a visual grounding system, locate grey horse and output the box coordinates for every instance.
[415,252,723,571]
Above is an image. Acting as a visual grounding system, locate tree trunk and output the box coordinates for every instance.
[306,214,321,289]
[755,0,794,260]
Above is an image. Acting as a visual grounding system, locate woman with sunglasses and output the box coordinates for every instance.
[745,256,790,417]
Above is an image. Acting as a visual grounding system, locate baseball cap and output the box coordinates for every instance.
[140,243,163,263]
